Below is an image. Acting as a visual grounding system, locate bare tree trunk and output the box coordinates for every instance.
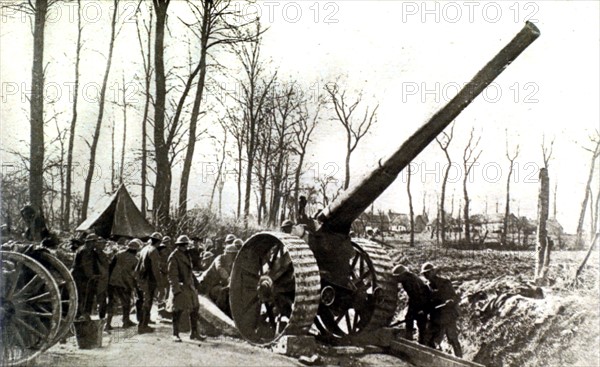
[64,0,82,230]
[179,6,210,218]
[535,168,549,280]
[152,0,171,227]
[111,119,116,191]
[209,128,227,212]
[119,74,127,185]
[136,8,153,216]
[81,0,118,219]
[573,233,600,286]
[407,163,414,247]
[576,141,599,248]
[29,0,48,237]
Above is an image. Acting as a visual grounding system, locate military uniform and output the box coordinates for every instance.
[106,246,139,328]
[425,272,462,357]
[396,270,431,344]
[71,236,102,318]
[197,247,236,316]
[167,236,202,342]
[135,236,165,333]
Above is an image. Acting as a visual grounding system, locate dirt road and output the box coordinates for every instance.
[35,320,410,367]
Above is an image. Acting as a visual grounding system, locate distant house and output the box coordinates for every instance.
[468,213,518,234]
[355,212,391,234]
[388,211,410,233]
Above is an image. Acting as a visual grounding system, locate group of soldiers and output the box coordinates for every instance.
[392,262,463,357]
[63,218,464,352]
[70,231,244,342]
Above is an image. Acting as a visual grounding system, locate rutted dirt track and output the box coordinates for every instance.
[31,237,600,367]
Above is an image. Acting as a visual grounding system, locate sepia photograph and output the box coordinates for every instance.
[0,1,598,366]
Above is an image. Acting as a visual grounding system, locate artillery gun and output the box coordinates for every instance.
[1,245,78,366]
[231,22,540,345]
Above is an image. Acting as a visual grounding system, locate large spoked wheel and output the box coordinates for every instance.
[230,232,321,345]
[1,251,62,366]
[314,240,397,339]
[29,251,78,344]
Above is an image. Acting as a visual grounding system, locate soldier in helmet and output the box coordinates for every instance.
[106,239,141,330]
[421,262,462,357]
[391,264,431,344]
[167,235,204,342]
[135,231,165,333]
[280,219,294,234]
[71,233,102,319]
[197,244,238,316]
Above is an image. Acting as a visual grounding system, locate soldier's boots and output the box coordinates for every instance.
[122,319,137,328]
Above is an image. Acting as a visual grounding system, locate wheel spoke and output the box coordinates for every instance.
[270,258,292,281]
[13,317,46,340]
[352,310,359,332]
[344,310,352,332]
[6,262,23,299]
[17,309,53,318]
[14,275,42,299]
[15,291,51,304]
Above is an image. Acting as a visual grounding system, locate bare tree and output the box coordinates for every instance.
[435,123,454,245]
[81,0,119,220]
[324,82,378,189]
[576,132,600,248]
[1,0,54,236]
[536,136,554,281]
[502,131,520,246]
[135,4,153,215]
[230,23,276,227]
[291,96,322,220]
[407,163,415,247]
[151,0,171,226]
[63,0,83,229]
[178,0,258,218]
[462,128,482,244]
[208,121,229,214]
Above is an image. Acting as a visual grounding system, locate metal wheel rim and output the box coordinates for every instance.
[314,243,376,338]
[230,232,320,345]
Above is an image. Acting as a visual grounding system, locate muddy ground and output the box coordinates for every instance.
[32,233,599,367]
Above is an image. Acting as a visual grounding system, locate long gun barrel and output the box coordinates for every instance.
[318,22,540,233]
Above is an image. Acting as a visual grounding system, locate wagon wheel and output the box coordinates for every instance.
[29,250,78,344]
[230,232,321,345]
[314,240,397,339]
[1,251,62,366]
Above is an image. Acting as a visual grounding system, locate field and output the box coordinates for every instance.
[387,233,600,367]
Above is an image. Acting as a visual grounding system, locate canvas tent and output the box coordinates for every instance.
[76,185,154,239]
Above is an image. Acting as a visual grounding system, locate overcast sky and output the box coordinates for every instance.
[1,1,599,233]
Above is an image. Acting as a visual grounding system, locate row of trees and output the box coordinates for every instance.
[1,0,381,235]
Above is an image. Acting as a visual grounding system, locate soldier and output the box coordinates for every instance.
[135,232,165,333]
[71,233,102,319]
[392,264,431,344]
[106,239,141,330]
[95,237,111,321]
[157,237,172,314]
[166,235,204,342]
[233,238,243,252]
[421,262,462,357]
[197,244,238,316]
[280,219,294,234]
[224,233,236,246]
[200,251,215,271]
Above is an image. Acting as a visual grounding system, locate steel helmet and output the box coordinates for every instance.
[281,219,294,228]
[175,235,191,246]
[392,264,408,277]
[150,232,163,241]
[225,234,236,243]
[128,239,143,250]
[420,262,436,274]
